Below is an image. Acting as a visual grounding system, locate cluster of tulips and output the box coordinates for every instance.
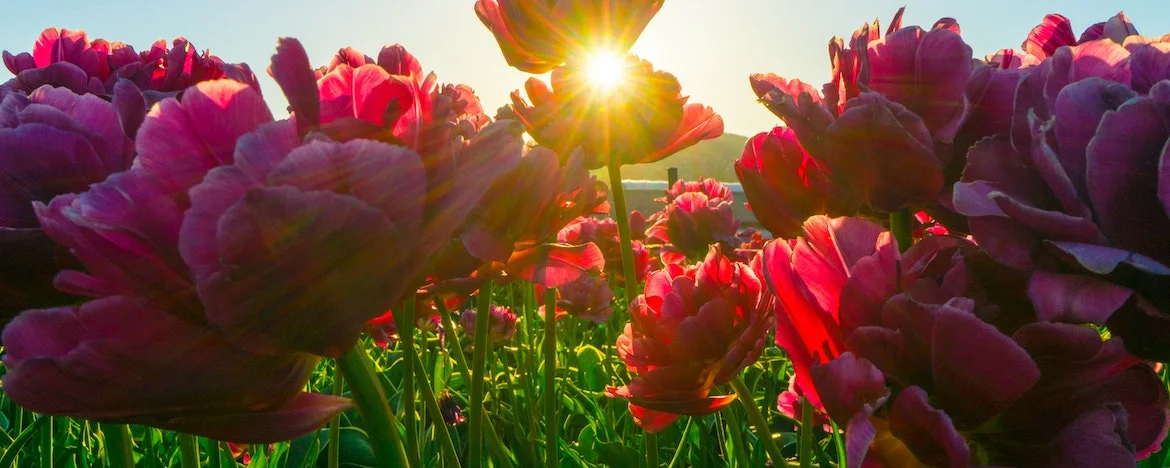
[2,1,1169,466]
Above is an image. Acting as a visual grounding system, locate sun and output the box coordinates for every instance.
[585,51,626,91]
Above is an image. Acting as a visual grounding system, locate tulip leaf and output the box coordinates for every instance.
[575,345,606,391]
[596,440,641,467]
[315,427,378,468]
[0,416,48,468]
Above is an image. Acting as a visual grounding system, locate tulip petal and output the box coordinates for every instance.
[1,295,334,443]
[1028,271,1133,324]
[1048,405,1137,467]
[808,353,890,424]
[888,386,970,467]
[930,308,1039,428]
[505,242,604,288]
[135,80,273,198]
[271,38,320,134]
[1086,90,1170,265]
[198,186,404,357]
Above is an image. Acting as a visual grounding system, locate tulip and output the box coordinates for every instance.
[268,37,524,324]
[736,127,860,237]
[557,216,656,283]
[658,178,734,205]
[0,85,135,321]
[645,185,740,259]
[537,272,615,324]
[3,28,259,97]
[761,216,1169,465]
[2,80,349,442]
[510,54,723,168]
[954,78,1170,360]
[1023,12,1140,61]
[606,247,772,432]
[474,0,664,73]
[460,306,518,343]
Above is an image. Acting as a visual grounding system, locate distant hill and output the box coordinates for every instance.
[593,133,750,184]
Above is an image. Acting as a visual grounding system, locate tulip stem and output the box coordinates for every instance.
[100,424,135,468]
[336,345,409,468]
[410,350,461,468]
[395,297,420,468]
[730,376,789,468]
[543,287,558,468]
[178,433,199,467]
[646,432,658,467]
[329,369,342,468]
[799,396,814,468]
[468,280,495,468]
[607,163,640,301]
[434,298,516,467]
[889,209,913,254]
[830,420,847,467]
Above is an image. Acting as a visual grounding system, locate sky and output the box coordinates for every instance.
[3,0,1168,137]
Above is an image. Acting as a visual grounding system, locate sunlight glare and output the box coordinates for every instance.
[585,51,626,92]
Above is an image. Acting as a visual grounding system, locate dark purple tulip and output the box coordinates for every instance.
[781,230,1170,466]
[954,78,1170,360]
[0,85,134,322]
[2,80,350,442]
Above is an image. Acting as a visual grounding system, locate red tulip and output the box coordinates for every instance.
[510,54,722,168]
[557,216,656,283]
[606,247,772,432]
[736,127,860,237]
[474,0,664,73]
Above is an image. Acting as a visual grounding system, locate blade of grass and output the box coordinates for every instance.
[731,375,788,467]
[0,416,49,468]
[179,433,200,467]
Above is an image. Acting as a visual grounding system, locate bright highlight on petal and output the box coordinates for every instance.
[585,51,626,91]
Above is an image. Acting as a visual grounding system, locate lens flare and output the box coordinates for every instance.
[585,51,626,91]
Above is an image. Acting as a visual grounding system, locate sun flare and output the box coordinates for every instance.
[585,51,626,91]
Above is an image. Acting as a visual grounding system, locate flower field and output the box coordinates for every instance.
[1,2,1169,467]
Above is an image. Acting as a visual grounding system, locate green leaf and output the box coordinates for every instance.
[575,345,606,391]
[596,440,640,467]
[316,427,380,468]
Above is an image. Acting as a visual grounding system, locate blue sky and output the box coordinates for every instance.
[3,0,1167,136]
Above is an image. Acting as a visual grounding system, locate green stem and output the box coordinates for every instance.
[396,297,420,468]
[724,408,751,466]
[40,415,52,468]
[543,287,558,468]
[100,424,135,468]
[646,432,658,467]
[179,433,200,467]
[468,280,495,468]
[606,163,640,300]
[730,376,788,467]
[336,346,409,468]
[799,396,814,468]
[667,417,693,468]
[434,298,515,468]
[329,369,342,468]
[830,420,847,467]
[410,350,461,468]
[889,208,913,254]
